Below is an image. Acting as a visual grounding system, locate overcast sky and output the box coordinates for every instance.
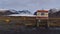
[0,0,60,13]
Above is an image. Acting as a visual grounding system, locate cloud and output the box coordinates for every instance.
[0,0,60,13]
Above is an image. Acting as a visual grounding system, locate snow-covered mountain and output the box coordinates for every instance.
[49,8,59,14]
[7,10,35,16]
[9,9,19,14]
[0,9,18,15]
[0,9,34,16]
[18,10,32,14]
[49,9,60,18]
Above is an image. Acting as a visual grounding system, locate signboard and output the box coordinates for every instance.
[37,11,48,17]
[37,10,48,17]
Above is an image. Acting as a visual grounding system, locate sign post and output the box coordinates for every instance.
[36,10,48,27]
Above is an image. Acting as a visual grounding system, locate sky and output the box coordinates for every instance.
[0,0,60,13]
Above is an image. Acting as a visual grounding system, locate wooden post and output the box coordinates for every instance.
[36,18,40,27]
[47,19,49,28]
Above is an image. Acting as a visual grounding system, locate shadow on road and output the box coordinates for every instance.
[0,26,60,34]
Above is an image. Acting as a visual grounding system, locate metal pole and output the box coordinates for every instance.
[46,18,49,29]
[37,19,40,27]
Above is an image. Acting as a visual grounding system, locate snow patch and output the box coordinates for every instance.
[7,14,36,17]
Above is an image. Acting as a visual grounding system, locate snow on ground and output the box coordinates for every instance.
[7,14,36,17]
